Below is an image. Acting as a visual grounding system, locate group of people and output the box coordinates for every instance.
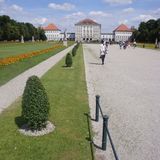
[119,41,137,50]
[99,40,138,65]
[100,40,109,65]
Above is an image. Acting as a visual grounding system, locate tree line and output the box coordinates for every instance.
[132,18,160,43]
[0,15,47,41]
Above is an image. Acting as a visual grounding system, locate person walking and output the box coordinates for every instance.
[100,40,108,65]
[133,40,137,48]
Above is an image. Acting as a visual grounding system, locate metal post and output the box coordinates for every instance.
[95,95,100,122]
[102,115,109,150]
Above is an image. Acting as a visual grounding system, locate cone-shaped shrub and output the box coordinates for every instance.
[72,47,77,56]
[22,75,50,130]
[65,53,72,67]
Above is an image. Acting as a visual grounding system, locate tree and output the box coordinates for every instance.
[132,18,160,43]
[0,15,46,41]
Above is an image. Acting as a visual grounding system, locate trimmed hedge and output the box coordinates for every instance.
[72,47,77,57]
[65,53,72,67]
[71,43,80,57]
[22,75,50,130]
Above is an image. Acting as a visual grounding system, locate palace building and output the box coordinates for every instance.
[43,21,132,43]
[43,23,61,41]
[75,19,101,42]
[113,24,133,42]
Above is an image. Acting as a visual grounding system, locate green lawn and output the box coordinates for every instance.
[137,43,160,50]
[0,42,59,58]
[0,41,75,86]
[0,46,65,86]
[0,45,93,160]
[0,41,75,58]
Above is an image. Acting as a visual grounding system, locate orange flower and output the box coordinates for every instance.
[0,44,63,66]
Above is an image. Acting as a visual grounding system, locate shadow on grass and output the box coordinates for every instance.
[15,116,26,129]
[62,65,67,68]
[84,113,95,160]
[84,113,103,150]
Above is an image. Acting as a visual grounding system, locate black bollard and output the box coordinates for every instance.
[95,95,100,122]
[102,115,109,150]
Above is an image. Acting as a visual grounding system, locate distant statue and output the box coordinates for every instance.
[21,35,24,43]
[32,36,35,42]
[63,29,67,47]
[155,38,159,48]
[63,29,67,41]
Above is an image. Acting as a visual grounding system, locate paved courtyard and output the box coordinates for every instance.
[83,44,160,160]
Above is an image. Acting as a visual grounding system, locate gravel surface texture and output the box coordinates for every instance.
[83,44,160,160]
[0,44,75,114]
[19,121,55,136]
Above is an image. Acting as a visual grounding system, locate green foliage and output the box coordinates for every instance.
[65,53,72,67]
[0,15,47,41]
[71,47,77,56]
[132,18,160,43]
[71,43,80,56]
[0,44,92,160]
[22,75,50,130]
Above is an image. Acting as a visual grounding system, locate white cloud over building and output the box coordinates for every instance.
[48,3,75,11]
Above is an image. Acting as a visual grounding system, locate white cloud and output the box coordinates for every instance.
[123,7,134,13]
[133,14,156,22]
[119,19,128,24]
[0,0,5,3]
[65,12,85,19]
[10,4,23,12]
[33,17,48,25]
[48,3,75,11]
[104,0,133,5]
[89,11,112,17]
[153,8,160,16]
[0,10,5,14]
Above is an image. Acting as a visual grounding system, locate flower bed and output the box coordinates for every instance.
[0,44,63,66]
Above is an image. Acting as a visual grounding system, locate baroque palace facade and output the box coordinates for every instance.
[43,18,133,42]
[75,19,101,42]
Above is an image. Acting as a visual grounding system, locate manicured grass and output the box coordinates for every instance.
[0,46,65,86]
[0,42,59,58]
[0,45,93,160]
[137,43,160,50]
[0,41,75,58]
[0,41,75,86]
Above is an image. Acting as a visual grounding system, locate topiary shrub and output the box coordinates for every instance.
[22,75,50,130]
[65,53,72,67]
[72,47,77,56]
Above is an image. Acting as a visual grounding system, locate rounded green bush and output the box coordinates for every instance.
[65,53,73,67]
[72,47,77,56]
[22,75,50,130]
[72,43,80,57]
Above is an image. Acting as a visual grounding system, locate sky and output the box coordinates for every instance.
[0,0,160,32]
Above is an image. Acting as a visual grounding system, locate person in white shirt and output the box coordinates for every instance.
[100,40,108,65]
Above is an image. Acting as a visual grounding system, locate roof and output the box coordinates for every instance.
[43,23,60,31]
[75,18,100,25]
[114,24,132,32]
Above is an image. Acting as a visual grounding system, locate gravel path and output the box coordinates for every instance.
[83,44,160,160]
[0,45,75,114]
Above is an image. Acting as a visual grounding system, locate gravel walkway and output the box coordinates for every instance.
[83,44,160,160]
[0,45,75,114]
